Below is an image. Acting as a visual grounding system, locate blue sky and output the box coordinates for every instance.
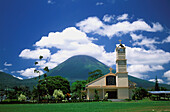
[0,0,170,84]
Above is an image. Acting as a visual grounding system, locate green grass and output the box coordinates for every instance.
[0,100,170,112]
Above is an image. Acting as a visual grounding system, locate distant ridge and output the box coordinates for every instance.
[0,55,170,90]
[46,55,112,80]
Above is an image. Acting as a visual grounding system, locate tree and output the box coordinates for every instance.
[160,87,167,91]
[13,86,31,99]
[155,76,160,91]
[34,55,50,102]
[37,76,70,96]
[53,89,64,101]
[18,94,26,102]
[94,89,99,101]
[88,69,103,82]
[71,80,87,100]
[132,87,148,100]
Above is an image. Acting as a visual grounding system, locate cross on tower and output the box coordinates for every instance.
[119,40,122,44]
[109,67,113,73]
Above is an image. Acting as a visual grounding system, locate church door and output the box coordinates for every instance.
[107,91,117,99]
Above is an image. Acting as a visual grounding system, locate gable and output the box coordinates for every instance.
[86,73,116,87]
[87,76,105,86]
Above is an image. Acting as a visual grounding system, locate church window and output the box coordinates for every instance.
[106,76,116,85]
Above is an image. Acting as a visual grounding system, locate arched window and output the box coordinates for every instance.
[106,76,116,85]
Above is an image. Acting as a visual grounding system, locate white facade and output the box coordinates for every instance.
[86,42,134,99]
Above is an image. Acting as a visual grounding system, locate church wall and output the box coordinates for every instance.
[118,88,129,99]
[98,89,103,99]
[117,73,128,87]
[89,89,103,99]
[89,89,94,99]
[88,77,105,86]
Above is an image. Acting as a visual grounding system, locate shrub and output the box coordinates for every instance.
[18,94,26,102]
[104,93,108,100]
[53,89,64,101]
[132,87,148,100]
[44,94,51,100]
[94,89,99,101]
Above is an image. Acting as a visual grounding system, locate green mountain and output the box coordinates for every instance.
[0,55,170,90]
[0,72,21,89]
[0,72,38,90]
[47,55,112,81]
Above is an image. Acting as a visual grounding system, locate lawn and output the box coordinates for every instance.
[0,100,170,112]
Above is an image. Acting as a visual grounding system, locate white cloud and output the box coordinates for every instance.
[130,33,160,49]
[103,14,114,22]
[19,48,51,59]
[126,46,170,78]
[126,46,170,65]
[35,27,92,48]
[47,0,54,4]
[4,68,8,71]
[13,75,23,80]
[76,17,103,34]
[133,37,160,49]
[162,35,170,43]
[117,14,128,21]
[128,65,164,73]
[4,62,12,66]
[33,27,115,68]
[0,70,3,72]
[17,68,44,78]
[96,2,104,6]
[11,71,15,73]
[76,16,163,38]
[149,79,164,83]
[127,64,164,78]
[130,33,143,41]
[163,70,170,81]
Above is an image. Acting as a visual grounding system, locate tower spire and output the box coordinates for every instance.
[119,40,122,44]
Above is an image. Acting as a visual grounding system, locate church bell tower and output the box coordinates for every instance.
[116,40,128,87]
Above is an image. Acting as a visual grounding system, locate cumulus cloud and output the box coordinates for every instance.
[47,0,55,4]
[17,68,44,78]
[126,46,170,78]
[126,47,170,65]
[130,33,161,49]
[117,14,128,21]
[13,75,23,80]
[103,14,114,22]
[149,79,164,83]
[0,70,3,72]
[162,35,170,43]
[76,16,163,38]
[19,48,51,59]
[128,64,164,78]
[4,62,12,66]
[20,26,170,79]
[163,70,170,81]
[130,33,143,41]
[34,27,115,68]
[96,2,104,6]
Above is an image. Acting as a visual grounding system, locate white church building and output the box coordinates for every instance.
[85,41,135,99]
